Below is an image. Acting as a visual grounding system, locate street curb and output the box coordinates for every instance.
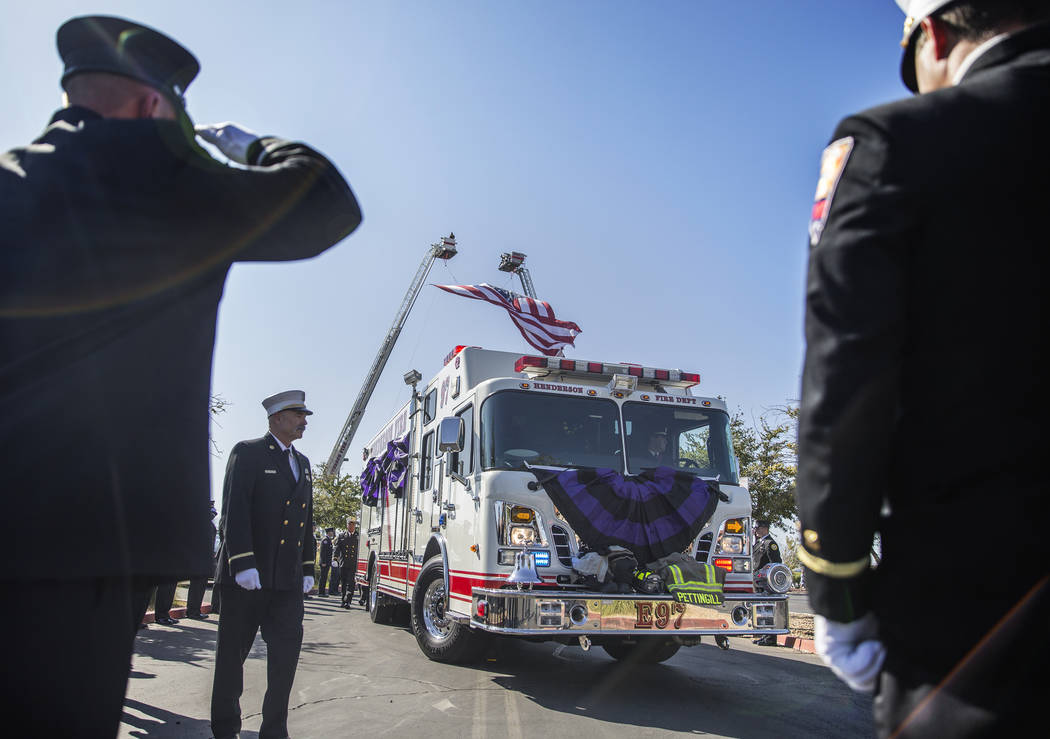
[142,602,213,625]
[778,634,815,653]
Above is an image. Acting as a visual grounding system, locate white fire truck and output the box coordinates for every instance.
[354,346,790,663]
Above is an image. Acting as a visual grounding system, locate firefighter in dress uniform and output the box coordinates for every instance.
[752,520,781,646]
[0,15,360,736]
[795,1,1050,736]
[211,391,318,739]
[335,519,360,608]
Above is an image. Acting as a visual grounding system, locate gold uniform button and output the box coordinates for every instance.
[286,500,290,505]
[280,539,285,545]
[300,522,304,528]
[284,520,288,526]
[301,503,306,509]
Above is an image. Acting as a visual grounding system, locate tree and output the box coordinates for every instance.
[730,404,798,530]
[209,393,229,455]
[311,464,362,531]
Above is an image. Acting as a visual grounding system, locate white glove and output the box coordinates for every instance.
[814,613,886,693]
[302,576,315,595]
[195,122,261,164]
[234,567,262,590]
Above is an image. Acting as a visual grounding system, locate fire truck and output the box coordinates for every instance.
[354,346,790,663]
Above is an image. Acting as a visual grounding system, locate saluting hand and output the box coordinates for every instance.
[235,567,262,590]
[195,122,261,165]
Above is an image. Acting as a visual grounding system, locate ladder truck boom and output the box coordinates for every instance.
[497,251,537,299]
[325,233,457,476]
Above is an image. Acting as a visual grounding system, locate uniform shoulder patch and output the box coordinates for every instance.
[770,543,778,551]
[809,136,854,247]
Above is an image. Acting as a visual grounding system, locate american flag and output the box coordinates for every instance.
[433,283,581,357]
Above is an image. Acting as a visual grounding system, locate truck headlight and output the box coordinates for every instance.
[720,535,743,554]
[715,518,750,556]
[495,502,547,547]
[509,526,537,545]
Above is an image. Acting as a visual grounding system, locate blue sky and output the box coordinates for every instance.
[2,1,908,508]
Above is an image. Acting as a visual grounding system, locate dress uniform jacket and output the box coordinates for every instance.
[334,530,359,569]
[0,107,360,581]
[216,434,316,590]
[796,24,1050,675]
[753,535,782,570]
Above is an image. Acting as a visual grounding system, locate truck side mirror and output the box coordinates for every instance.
[438,416,463,453]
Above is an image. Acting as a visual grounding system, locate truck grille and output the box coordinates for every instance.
[695,532,713,563]
[551,525,574,567]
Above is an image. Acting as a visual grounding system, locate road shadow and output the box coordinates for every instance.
[121,698,213,738]
[473,638,874,738]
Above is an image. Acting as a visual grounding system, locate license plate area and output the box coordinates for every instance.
[593,598,730,632]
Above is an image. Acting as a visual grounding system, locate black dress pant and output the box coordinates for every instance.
[339,565,355,603]
[211,584,304,739]
[874,578,1048,738]
[318,563,331,595]
[186,577,208,616]
[1,577,154,738]
[153,581,177,620]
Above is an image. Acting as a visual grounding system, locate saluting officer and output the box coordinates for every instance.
[1,15,359,737]
[796,1,1049,736]
[752,520,782,570]
[211,391,318,739]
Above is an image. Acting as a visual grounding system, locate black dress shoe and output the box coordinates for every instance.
[188,613,209,620]
[156,617,179,626]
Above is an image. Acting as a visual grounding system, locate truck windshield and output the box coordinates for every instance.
[480,390,623,472]
[622,402,739,483]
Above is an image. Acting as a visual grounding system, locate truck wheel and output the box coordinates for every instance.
[411,557,485,663]
[602,638,681,664]
[368,562,394,624]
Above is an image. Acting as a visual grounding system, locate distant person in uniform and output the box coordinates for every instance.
[639,430,672,467]
[753,520,782,569]
[752,520,781,646]
[318,528,335,597]
[335,519,360,608]
[796,1,1049,736]
[211,391,318,739]
[186,501,219,619]
[151,581,179,626]
[0,15,360,736]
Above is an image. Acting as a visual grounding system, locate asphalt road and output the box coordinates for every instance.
[121,595,871,738]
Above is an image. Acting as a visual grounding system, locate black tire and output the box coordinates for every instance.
[368,562,394,624]
[411,557,486,663]
[602,638,682,664]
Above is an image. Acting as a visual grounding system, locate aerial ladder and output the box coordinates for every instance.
[497,251,565,355]
[325,233,458,477]
[497,251,537,298]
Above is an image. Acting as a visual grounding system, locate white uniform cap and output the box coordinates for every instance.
[895,0,960,92]
[262,389,313,416]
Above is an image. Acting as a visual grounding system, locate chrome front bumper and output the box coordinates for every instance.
[469,588,789,637]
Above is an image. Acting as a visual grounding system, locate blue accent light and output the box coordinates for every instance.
[533,550,551,567]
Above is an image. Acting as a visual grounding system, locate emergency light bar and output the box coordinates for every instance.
[514,355,700,388]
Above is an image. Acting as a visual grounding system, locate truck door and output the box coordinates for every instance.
[443,401,475,531]
[407,388,439,592]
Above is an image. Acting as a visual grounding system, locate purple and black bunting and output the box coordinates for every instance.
[528,466,721,566]
[360,434,410,507]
